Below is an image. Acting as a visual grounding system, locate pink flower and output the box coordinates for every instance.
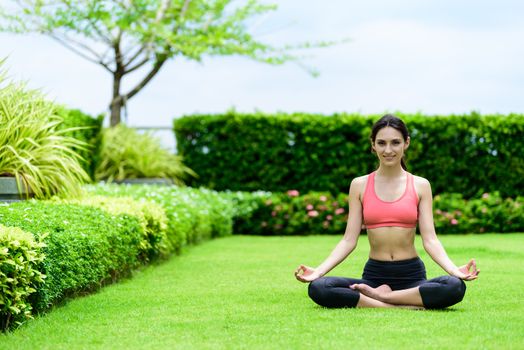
[335,208,345,215]
[287,190,300,197]
[332,202,339,208]
[450,219,458,225]
[306,204,314,210]
[320,195,327,202]
[307,210,319,217]
[271,211,277,217]
[482,193,489,199]
[435,209,442,215]
[265,199,273,206]
[323,221,329,228]
[318,205,327,211]
[326,215,333,221]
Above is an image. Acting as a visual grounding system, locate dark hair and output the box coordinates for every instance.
[370,114,410,170]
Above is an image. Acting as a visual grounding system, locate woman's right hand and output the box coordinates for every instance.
[294,264,321,283]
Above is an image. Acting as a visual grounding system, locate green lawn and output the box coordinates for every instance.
[1,234,523,349]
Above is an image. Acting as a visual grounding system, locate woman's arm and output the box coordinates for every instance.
[417,178,479,280]
[295,177,364,282]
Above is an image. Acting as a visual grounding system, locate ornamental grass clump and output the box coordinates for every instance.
[95,124,197,184]
[0,65,90,199]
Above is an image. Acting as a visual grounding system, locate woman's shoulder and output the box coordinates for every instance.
[350,174,369,187]
[411,173,432,197]
[349,174,369,195]
[411,173,431,187]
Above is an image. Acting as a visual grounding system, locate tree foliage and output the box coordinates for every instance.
[0,0,329,125]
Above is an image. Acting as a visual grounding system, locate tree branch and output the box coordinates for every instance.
[61,0,114,45]
[156,0,171,22]
[50,34,114,73]
[180,0,192,19]
[124,56,151,74]
[123,57,167,101]
[122,0,172,71]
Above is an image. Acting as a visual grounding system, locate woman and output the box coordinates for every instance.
[294,114,479,309]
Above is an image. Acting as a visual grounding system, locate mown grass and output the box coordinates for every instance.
[1,233,523,349]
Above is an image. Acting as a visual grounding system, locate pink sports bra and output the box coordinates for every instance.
[362,171,419,229]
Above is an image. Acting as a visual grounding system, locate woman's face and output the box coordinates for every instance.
[371,126,410,166]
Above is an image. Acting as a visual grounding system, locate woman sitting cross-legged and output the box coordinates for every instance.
[294,114,479,309]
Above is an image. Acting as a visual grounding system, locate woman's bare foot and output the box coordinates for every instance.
[350,283,392,302]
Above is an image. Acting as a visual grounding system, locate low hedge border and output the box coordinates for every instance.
[0,185,234,331]
[53,195,171,262]
[85,184,235,251]
[224,190,524,235]
[0,200,144,317]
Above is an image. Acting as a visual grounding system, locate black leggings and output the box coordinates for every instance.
[308,257,466,309]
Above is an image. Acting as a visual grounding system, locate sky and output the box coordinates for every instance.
[1,0,523,149]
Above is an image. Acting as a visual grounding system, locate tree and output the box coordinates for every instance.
[0,0,327,126]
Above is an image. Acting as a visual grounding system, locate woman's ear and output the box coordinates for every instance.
[404,136,411,150]
[370,140,376,153]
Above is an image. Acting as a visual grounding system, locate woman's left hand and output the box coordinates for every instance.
[451,259,480,281]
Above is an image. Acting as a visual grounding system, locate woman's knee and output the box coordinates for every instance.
[447,276,467,302]
[308,277,328,305]
[308,277,360,308]
[419,276,466,309]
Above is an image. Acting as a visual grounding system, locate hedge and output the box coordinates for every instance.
[223,190,524,236]
[0,185,234,331]
[0,200,144,314]
[174,112,524,198]
[85,184,234,252]
[55,107,104,181]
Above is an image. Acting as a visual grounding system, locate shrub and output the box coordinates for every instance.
[227,190,524,235]
[0,201,143,311]
[54,107,104,181]
[0,225,45,331]
[55,195,171,261]
[95,125,197,184]
[85,184,234,251]
[0,65,90,199]
[223,190,350,235]
[175,112,524,198]
[434,192,524,234]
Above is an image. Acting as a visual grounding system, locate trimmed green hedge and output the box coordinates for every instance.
[0,185,234,331]
[53,195,171,262]
[224,190,524,235]
[174,112,524,198]
[55,107,104,180]
[0,200,144,313]
[85,184,234,252]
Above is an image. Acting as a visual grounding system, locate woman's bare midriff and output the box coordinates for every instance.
[367,226,418,261]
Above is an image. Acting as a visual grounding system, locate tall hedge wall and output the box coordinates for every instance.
[174,112,524,198]
[55,107,104,180]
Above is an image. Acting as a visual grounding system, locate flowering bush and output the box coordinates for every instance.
[227,190,524,235]
[224,190,350,235]
[434,192,524,233]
